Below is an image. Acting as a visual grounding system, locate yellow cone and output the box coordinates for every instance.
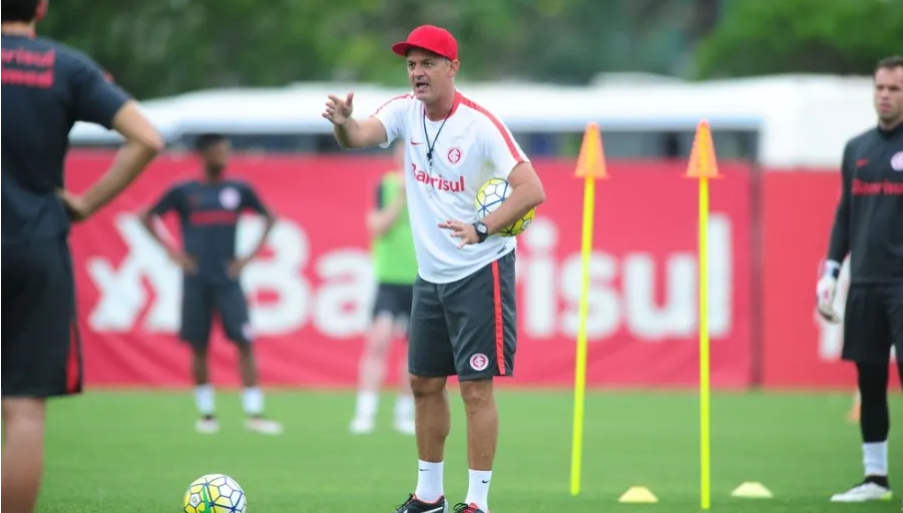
[618,486,659,503]
[731,482,773,499]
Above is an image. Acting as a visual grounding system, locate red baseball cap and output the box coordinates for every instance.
[391,25,458,61]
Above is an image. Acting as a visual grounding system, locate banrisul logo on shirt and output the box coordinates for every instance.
[412,163,465,192]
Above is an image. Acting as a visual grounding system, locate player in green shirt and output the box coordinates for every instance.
[351,143,418,435]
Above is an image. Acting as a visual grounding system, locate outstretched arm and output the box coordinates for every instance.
[323,92,391,149]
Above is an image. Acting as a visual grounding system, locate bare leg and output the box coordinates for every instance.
[410,375,450,503]
[460,378,498,511]
[351,315,394,432]
[192,347,209,385]
[232,342,281,433]
[393,333,415,432]
[2,398,47,513]
[397,352,413,397]
[191,348,217,424]
[237,344,258,388]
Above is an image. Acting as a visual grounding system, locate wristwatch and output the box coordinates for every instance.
[473,221,489,243]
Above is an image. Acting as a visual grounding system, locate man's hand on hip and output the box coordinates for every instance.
[57,189,94,222]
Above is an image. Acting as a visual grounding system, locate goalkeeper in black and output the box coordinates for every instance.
[817,55,903,504]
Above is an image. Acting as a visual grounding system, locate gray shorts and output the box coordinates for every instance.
[372,283,414,321]
[408,250,517,381]
[180,278,252,350]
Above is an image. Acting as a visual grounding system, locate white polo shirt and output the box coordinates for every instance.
[372,91,529,284]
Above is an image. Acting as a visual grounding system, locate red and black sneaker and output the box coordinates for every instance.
[393,494,448,513]
[453,503,486,513]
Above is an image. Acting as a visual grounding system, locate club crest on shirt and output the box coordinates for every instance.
[891,151,903,172]
[447,146,463,165]
[219,187,241,210]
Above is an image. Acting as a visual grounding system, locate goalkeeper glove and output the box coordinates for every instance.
[816,259,842,324]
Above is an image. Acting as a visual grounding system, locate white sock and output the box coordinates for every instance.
[195,384,215,416]
[863,441,888,476]
[355,391,379,421]
[465,470,492,511]
[242,387,264,416]
[394,394,414,422]
[414,460,444,504]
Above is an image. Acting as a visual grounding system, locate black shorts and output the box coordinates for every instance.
[408,250,517,381]
[372,283,414,322]
[2,235,83,398]
[842,284,903,364]
[181,279,252,351]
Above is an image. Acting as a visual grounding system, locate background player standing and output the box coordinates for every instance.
[350,142,417,436]
[139,133,283,435]
[816,55,903,503]
[1,1,163,512]
[323,25,545,513]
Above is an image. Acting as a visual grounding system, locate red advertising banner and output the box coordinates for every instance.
[66,152,754,390]
[761,172,901,390]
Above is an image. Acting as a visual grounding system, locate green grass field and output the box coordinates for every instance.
[37,389,901,513]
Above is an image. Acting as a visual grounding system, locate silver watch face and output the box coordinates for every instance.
[477,223,488,234]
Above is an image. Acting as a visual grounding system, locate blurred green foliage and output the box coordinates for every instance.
[37,0,705,98]
[36,0,903,100]
[695,0,903,78]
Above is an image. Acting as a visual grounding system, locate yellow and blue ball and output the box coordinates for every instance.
[183,474,247,513]
[474,178,535,237]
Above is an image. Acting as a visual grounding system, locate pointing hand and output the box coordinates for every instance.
[322,92,354,126]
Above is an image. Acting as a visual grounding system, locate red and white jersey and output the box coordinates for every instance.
[372,91,529,283]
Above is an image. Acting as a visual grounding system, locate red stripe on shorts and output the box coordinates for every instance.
[491,261,507,376]
[66,321,81,393]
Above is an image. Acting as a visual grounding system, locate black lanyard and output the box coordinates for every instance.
[422,106,451,169]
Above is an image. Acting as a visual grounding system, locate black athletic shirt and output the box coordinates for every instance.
[149,180,270,284]
[826,122,903,284]
[1,34,130,244]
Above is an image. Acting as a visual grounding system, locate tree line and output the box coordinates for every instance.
[39,0,902,100]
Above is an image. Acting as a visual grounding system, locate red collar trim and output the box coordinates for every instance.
[424,90,463,121]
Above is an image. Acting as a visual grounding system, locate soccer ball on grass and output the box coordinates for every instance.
[183,474,247,513]
[474,178,535,237]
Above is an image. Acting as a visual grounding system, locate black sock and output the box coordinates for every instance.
[857,362,890,443]
[865,475,889,488]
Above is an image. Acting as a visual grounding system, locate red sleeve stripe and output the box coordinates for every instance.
[372,93,412,115]
[460,96,524,163]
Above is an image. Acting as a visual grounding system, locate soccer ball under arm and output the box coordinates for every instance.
[474,178,536,237]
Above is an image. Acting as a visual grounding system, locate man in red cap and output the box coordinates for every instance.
[324,24,546,513]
